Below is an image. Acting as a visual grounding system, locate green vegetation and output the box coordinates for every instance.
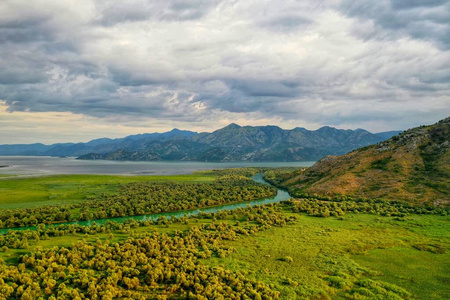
[0,203,448,299]
[205,206,449,299]
[195,167,266,177]
[263,167,305,186]
[370,156,392,171]
[354,247,449,299]
[0,174,215,210]
[0,205,292,299]
[0,167,448,299]
[0,174,275,228]
[289,198,447,218]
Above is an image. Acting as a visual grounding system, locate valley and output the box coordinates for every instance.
[0,166,448,299]
[2,1,448,298]
[0,119,448,299]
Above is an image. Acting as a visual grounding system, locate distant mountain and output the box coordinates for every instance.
[0,125,402,162]
[376,130,403,140]
[0,143,50,156]
[77,124,400,162]
[0,129,198,156]
[273,117,449,205]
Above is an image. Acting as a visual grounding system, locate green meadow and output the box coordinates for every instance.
[203,211,450,299]
[0,172,448,299]
[0,174,215,209]
[1,206,448,299]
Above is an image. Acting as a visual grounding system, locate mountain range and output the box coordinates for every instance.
[273,117,449,205]
[0,124,401,162]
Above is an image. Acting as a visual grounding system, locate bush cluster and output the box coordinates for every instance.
[288,198,447,218]
[0,176,276,229]
[0,204,294,299]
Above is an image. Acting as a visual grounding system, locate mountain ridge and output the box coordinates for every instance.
[78,126,401,162]
[0,125,402,162]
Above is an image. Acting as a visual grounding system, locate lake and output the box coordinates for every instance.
[0,156,315,176]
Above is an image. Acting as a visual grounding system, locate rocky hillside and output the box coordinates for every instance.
[275,118,449,205]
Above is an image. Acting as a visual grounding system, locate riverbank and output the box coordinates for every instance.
[0,172,290,234]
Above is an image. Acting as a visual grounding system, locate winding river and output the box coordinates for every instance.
[1,173,291,234]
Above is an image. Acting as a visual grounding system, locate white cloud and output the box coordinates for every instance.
[0,0,449,143]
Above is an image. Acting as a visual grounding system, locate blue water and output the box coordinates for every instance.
[0,156,314,176]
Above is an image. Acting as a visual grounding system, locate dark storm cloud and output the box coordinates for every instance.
[391,0,448,10]
[0,0,449,135]
[227,79,302,98]
[0,18,53,44]
[340,0,450,49]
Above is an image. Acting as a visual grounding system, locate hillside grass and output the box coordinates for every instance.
[274,119,450,205]
[203,211,450,299]
[0,174,215,209]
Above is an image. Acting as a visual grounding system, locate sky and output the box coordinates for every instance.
[1,0,449,144]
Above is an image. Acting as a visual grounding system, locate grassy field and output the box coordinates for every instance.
[1,208,447,299]
[0,174,215,209]
[0,171,448,299]
[354,247,449,299]
[203,211,450,299]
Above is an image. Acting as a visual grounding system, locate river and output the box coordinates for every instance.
[0,173,291,234]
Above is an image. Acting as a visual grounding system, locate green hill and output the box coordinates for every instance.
[273,117,450,206]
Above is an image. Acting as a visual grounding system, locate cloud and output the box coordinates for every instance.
[95,0,222,25]
[339,0,450,49]
[0,0,449,143]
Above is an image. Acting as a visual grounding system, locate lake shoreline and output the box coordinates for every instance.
[0,156,314,176]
